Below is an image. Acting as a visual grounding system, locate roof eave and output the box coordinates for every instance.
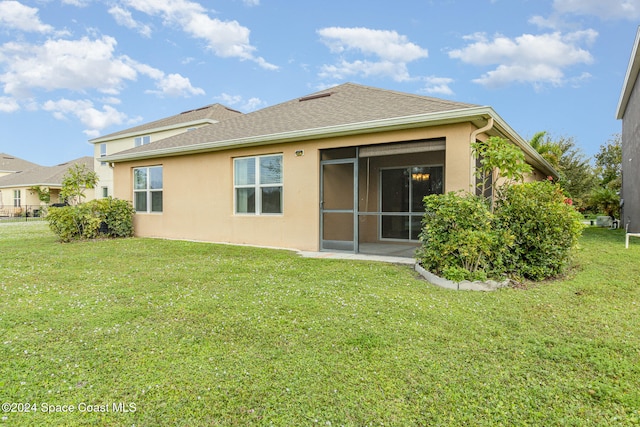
[101,105,559,178]
[103,107,494,163]
[616,26,640,120]
[89,119,218,144]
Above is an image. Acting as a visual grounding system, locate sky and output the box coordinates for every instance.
[0,0,638,166]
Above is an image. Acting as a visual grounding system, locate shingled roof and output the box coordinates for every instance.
[104,83,481,161]
[0,153,40,173]
[0,157,94,188]
[90,103,243,143]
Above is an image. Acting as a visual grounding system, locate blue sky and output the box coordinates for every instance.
[0,0,638,166]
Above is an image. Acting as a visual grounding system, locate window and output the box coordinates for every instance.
[234,154,283,214]
[381,166,443,240]
[133,166,163,213]
[13,190,21,207]
[102,187,109,198]
[100,143,107,165]
[134,135,151,147]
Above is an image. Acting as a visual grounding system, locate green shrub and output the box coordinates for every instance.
[494,181,584,281]
[47,198,134,242]
[417,192,511,281]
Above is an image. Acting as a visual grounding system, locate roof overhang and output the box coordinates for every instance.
[617,26,640,120]
[102,106,558,178]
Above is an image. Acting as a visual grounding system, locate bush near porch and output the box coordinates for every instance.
[418,180,584,281]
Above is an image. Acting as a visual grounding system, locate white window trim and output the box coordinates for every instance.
[100,144,107,166]
[133,166,163,214]
[13,190,21,207]
[134,135,151,147]
[233,154,283,215]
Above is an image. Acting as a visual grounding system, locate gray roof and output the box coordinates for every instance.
[0,153,40,173]
[0,157,94,188]
[90,103,244,143]
[104,83,480,160]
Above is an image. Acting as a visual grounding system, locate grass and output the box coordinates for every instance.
[0,222,639,426]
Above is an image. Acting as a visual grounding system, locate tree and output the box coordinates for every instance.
[472,136,532,210]
[60,163,98,205]
[29,186,51,204]
[529,133,596,212]
[594,134,622,191]
[529,131,562,170]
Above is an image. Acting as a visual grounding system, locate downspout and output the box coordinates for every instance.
[469,117,494,193]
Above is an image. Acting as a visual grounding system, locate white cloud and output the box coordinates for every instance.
[0,35,204,99]
[552,0,640,20]
[42,98,131,136]
[317,27,428,82]
[147,73,205,97]
[0,96,19,112]
[448,30,597,88]
[420,76,454,96]
[119,0,277,70]
[215,93,266,111]
[109,6,152,37]
[243,0,260,6]
[0,1,54,33]
[0,36,137,97]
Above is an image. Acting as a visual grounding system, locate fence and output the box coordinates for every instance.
[0,205,48,222]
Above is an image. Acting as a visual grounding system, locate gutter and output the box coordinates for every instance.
[101,105,559,179]
[469,117,495,189]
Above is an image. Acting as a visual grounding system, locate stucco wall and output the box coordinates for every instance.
[621,75,640,232]
[112,123,483,251]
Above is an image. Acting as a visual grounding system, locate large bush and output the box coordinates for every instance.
[494,181,584,281]
[417,192,513,281]
[418,181,584,282]
[47,198,134,242]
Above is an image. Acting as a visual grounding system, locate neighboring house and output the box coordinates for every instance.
[617,26,640,233]
[102,83,557,256]
[0,156,95,217]
[89,104,243,199]
[0,153,39,178]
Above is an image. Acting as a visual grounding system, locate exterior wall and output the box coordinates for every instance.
[0,186,64,216]
[113,123,481,251]
[621,75,640,232]
[93,123,210,199]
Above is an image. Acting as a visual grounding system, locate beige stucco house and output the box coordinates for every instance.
[90,104,243,199]
[0,156,95,217]
[102,83,557,256]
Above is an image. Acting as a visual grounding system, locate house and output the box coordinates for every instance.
[90,104,243,199]
[0,153,39,178]
[101,83,557,256]
[0,156,95,217]
[616,26,640,233]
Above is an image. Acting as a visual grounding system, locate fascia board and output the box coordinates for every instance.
[103,107,496,163]
[617,27,640,120]
[89,119,218,144]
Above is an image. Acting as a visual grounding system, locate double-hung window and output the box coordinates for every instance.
[133,166,163,213]
[134,135,151,147]
[13,190,21,207]
[234,154,283,214]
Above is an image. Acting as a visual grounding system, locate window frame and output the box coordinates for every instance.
[233,154,283,215]
[134,135,151,147]
[379,164,444,241]
[133,165,163,214]
[13,189,21,207]
[100,143,107,166]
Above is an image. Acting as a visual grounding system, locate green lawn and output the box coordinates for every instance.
[1,223,639,426]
